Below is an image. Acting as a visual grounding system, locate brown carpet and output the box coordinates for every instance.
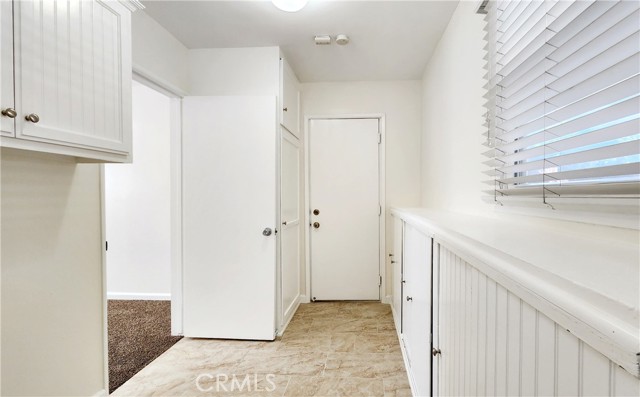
[108,300,183,393]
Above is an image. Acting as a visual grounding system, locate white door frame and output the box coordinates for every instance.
[100,70,184,391]
[303,114,386,302]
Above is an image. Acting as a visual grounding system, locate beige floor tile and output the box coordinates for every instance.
[310,318,379,334]
[112,302,408,396]
[324,353,405,378]
[382,374,412,397]
[354,333,402,354]
[329,333,357,352]
[278,333,332,352]
[236,350,327,376]
[285,376,384,397]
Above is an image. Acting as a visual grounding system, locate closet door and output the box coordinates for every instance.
[403,224,432,396]
[0,0,15,137]
[392,217,404,332]
[182,96,277,341]
[280,128,301,327]
[14,0,131,154]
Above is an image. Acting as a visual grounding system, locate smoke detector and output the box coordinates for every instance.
[335,34,350,45]
[314,35,331,45]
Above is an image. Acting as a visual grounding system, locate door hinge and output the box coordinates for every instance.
[379,276,382,287]
[105,241,108,251]
[378,133,382,144]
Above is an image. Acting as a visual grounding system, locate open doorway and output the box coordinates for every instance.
[104,80,181,393]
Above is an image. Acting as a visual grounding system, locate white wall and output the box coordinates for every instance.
[1,150,105,396]
[105,81,172,299]
[301,81,423,297]
[421,0,486,214]
[131,10,190,95]
[188,47,280,96]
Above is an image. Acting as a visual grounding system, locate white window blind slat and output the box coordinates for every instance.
[483,0,640,201]
[491,162,640,186]
[497,118,639,163]
[495,140,639,176]
[496,94,638,143]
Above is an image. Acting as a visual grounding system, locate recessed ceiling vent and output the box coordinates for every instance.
[314,35,331,45]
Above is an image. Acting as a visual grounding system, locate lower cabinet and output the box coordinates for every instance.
[392,212,640,397]
[402,223,433,396]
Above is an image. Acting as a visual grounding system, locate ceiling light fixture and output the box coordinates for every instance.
[271,0,309,13]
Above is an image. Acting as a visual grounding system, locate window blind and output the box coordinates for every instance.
[482,0,640,204]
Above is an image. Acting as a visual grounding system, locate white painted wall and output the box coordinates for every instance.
[1,150,105,396]
[421,0,486,214]
[131,10,190,95]
[105,81,172,299]
[301,81,423,297]
[188,47,280,96]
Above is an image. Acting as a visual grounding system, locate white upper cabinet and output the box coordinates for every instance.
[280,57,299,137]
[1,0,15,137]
[2,0,135,162]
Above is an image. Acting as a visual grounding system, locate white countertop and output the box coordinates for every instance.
[391,208,640,376]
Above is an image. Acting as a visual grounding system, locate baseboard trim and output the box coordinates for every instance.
[381,294,392,304]
[93,389,108,397]
[299,295,310,304]
[107,292,171,301]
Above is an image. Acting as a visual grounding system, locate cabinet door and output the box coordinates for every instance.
[403,224,432,397]
[14,0,131,155]
[280,58,299,137]
[0,0,15,137]
[392,217,404,332]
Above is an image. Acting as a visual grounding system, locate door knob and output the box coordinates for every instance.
[313,209,320,215]
[313,222,320,229]
[1,108,17,118]
[25,113,40,123]
[262,228,272,236]
[283,107,288,112]
[406,296,413,301]
[432,348,441,357]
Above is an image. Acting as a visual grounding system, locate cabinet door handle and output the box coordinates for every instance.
[283,107,288,112]
[25,113,40,123]
[406,296,413,301]
[1,108,17,118]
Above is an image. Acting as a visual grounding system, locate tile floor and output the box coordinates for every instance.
[112,302,411,397]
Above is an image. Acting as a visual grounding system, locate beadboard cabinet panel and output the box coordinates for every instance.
[12,0,132,158]
[1,0,15,137]
[436,244,640,397]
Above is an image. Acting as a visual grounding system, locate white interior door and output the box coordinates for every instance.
[182,96,277,340]
[309,118,380,301]
[280,128,300,327]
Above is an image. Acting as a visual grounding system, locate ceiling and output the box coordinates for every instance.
[141,0,459,83]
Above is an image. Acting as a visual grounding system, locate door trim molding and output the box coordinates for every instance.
[303,114,386,302]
